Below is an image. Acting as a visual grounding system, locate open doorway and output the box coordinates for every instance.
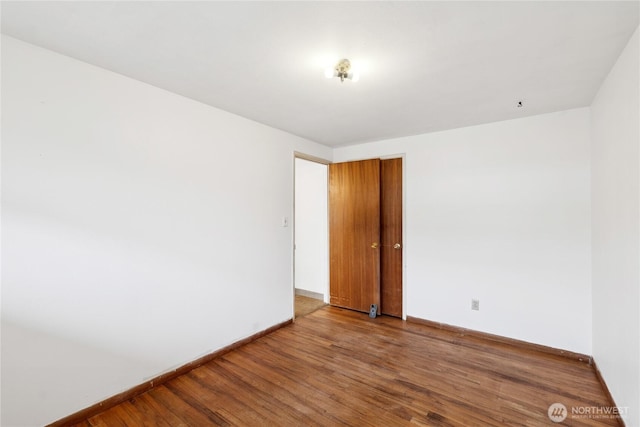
[294,156,328,318]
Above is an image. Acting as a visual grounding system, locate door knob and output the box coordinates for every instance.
[371,242,379,249]
[393,243,402,249]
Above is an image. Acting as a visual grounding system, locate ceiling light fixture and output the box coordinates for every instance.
[325,58,359,83]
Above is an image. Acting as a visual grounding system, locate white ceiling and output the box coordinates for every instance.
[1,1,638,147]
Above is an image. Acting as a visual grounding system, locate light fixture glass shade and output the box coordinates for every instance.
[325,59,359,82]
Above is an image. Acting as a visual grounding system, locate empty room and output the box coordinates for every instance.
[1,1,639,426]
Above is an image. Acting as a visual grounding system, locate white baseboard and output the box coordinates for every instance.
[295,288,324,300]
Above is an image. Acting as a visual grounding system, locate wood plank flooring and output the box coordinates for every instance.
[76,307,620,426]
[295,295,326,318]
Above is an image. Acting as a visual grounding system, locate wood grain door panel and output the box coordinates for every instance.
[380,158,403,317]
[329,159,381,313]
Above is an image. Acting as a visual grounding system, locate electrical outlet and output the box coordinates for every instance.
[471,299,480,311]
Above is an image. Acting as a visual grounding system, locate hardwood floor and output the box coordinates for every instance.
[76,307,620,426]
[295,295,326,318]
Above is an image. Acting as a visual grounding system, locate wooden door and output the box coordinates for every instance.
[380,158,403,317]
[329,159,381,313]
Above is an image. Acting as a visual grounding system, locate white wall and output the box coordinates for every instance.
[294,158,328,300]
[0,35,331,426]
[591,27,639,427]
[334,108,592,354]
